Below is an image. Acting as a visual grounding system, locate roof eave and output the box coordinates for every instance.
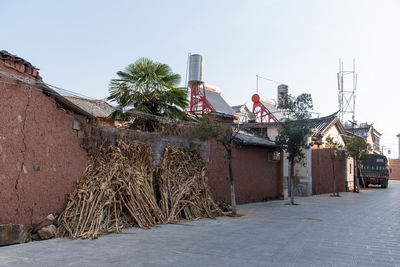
[37,82,96,120]
[234,139,279,148]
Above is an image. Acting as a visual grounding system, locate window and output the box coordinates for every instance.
[350,164,352,174]
[271,151,281,161]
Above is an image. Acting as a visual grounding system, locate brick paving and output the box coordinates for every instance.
[1,181,399,267]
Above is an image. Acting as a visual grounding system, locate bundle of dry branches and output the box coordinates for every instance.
[157,146,223,223]
[57,140,164,239]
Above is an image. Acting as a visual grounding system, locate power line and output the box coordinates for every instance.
[0,70,96,100]
[256,74,284,96]
[44,83,96,100]
[256,74,282,85]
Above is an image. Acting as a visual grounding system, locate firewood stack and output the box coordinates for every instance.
[57,141,164,239]
[157,145,223,223]
[57,141,222,239]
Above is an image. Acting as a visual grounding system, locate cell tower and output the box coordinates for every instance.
[337,59,357,124]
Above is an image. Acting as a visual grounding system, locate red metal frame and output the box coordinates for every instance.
[189,82,215,114]
[252,101,277,123]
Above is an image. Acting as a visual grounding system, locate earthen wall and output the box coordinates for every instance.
[0,61,88,230]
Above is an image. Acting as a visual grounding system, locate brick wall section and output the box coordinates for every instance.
[389,160,400,180]
[0,61,88,230]
[207,139,283,205]
[312,148,346,195]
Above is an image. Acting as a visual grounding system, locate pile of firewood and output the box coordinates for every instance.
[57,141,164,239]
[57,141,222,239]
[157,145,223,223]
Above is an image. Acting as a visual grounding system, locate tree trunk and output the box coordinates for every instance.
[228,157,237,215]
[331,158,338,196]
[290,159,295,205]
[355,159,360,193]
[318,149,321,195]
[353,158,357,192]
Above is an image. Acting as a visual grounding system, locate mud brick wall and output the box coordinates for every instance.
[312,148,346,195]
[0,60,88,230]
[207,139,283,205]
[389,160,400,180]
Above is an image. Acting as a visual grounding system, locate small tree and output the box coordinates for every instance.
[195,117,238,215]
[325,136,344,197]
[345,136,372,192]
[275,93,313,205]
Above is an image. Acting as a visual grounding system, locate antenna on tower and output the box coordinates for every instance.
[338,59,357,124]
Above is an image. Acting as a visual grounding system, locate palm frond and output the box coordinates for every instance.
[108,57,188,121]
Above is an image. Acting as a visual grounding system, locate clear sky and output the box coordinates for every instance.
[1,0,399,158]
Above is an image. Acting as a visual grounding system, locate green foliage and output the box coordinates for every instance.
[195,117,234,158]
[325,136,344,196]
[107,57,188,120]
[275,93,313,163]
[325,136,344,159]
[278,93,313,120]
[345,136,372,165]
[275,93,313,204]
[193,116,238,214]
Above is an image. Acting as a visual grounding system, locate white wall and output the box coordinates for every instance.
[321,125,346,147]
[346,157,354,191]
[270,127,312,197]
[267,126,279,141]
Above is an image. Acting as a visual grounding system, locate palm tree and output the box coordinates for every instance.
[107,58,188,120]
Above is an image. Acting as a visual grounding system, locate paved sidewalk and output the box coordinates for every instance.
[1,181,400,267]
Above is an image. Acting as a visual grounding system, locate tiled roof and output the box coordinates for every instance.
[243,112,342,137]
[344,123,381,138]
[231,104,256,121]
[64,96,115,118]
[242,121,280,129]
[308,112,339,136]
[344,126,369,137]
[0,50,38,69]
[231,104,243,114]
[0,50,41,79]
[234,130,278,147]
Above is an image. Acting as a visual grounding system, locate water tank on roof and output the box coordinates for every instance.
[277,84,288,108]
[251,94,276,106]
[188,54,204,82]
[204,83,221,94]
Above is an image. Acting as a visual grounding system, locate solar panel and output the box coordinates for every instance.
[201,89,235,117]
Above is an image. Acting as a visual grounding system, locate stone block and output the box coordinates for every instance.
[0,224,29,246]
[38,224,56,240]
[33,213,56,232]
